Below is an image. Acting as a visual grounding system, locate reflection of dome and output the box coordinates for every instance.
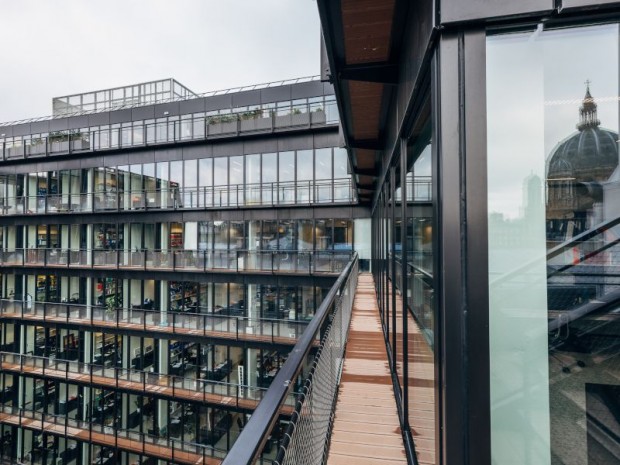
[547,86,618,182]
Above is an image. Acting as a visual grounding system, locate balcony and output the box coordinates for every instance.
[0,300,316,347]
[0,179,355,216]
[0,406,224,464]
[0,352,296,414]
[0,101,339,162]
[1,248,352,276]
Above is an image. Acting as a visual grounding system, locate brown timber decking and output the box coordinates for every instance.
[327,273,407,465]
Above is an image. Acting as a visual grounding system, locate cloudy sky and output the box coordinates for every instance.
[0,0,321,123]
[487,23,619,220]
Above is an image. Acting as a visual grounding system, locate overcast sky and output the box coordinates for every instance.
[0,0,321,123]
[487,24,619,220]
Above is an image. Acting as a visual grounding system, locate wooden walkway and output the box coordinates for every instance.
[327,274,407,465]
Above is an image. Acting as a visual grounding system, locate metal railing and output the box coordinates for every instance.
[0,248,352,275]
[0,352,298,411]
[221,253,358,465]
[0,76,322,126]
[0,100,338,161]
[0,299,314,345]
[0,405,227,464]
[0,179,355,215]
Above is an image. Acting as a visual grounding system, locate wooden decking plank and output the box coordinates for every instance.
[327,273,407,465]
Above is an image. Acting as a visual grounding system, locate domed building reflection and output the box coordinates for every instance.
[546,85,619,245]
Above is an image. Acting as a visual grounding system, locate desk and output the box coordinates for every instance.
[169,418,182,436]
[203,360,232,381]
[170,361,184,375]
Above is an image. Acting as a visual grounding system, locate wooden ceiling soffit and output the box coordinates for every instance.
[341,0,396,65]
[355,148,376,170]
[354,169,377,178]
[348,138,381,151]
[339,62,398,85]
[349,80,383,141]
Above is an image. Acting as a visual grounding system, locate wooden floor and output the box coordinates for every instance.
[327,274,407,465]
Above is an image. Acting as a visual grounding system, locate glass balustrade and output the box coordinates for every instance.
[0,101,339,161]
[0,352,299,410]
[0,299,314,344]
[0,249,352,274]
[0,179,354,215]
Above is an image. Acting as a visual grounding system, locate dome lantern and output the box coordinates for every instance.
[577,80,601,131]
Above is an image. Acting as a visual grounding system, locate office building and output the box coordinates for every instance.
[0,76,371,464]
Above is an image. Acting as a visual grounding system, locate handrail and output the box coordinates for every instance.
[0,404,228,464]
[490,213,620,287]
[546,214,620,262]
[0,351,296,410]
[0,75,322,126]
[0,298,316,346]
[0,99,335,147]
[221,253,358,465]
[0,248,352,276]
[0,178,355,213]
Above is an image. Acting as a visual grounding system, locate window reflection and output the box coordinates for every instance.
[488,23,620,465]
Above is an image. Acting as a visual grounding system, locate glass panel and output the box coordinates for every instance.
[297,220,313,250]
[157,162,170,208]
[406,133,434,455]
[246,154,261,205]
[229,156,243,206]
[262,152,277,205]
[315,148,332,202]
[184,159,198,208]
[487,23,620,465]
[170,161,183,208]
[296,150,313,203]
[334,148,350,202]
[213,158,228,207]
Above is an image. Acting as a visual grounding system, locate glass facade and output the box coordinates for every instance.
[488,23,620,465]
[2,94,339,161]
[373,95,437,464]
[0,148,353,213]
[0,76,364,465]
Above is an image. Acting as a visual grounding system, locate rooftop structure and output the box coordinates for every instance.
[52,79,197,117]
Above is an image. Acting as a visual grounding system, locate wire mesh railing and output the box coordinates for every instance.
[221,253,358,465]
